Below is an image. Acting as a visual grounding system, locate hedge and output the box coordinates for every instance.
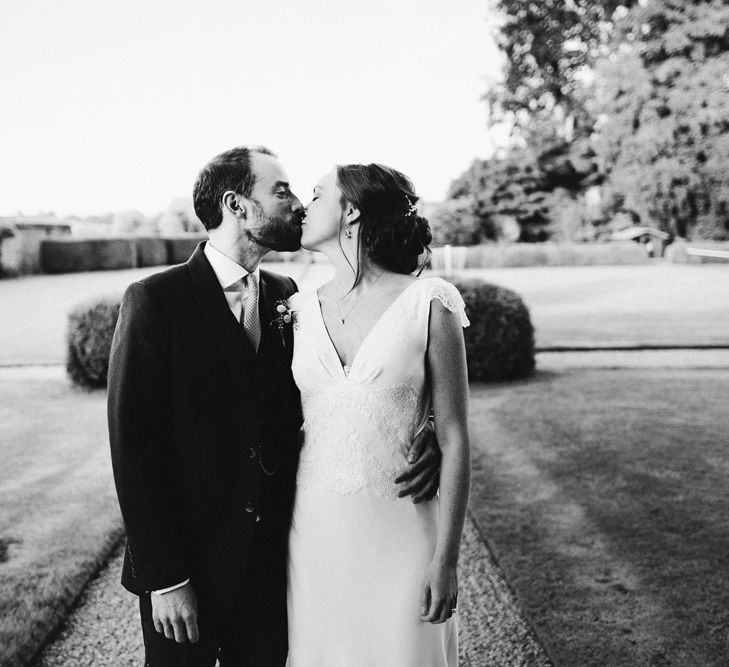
[134,237,168,267]
[66,298,121,388]
[165,235,206,265]
[453,278,536,382]
[41,236,204,274]
[431,242,648,270]
[41,238,136,273]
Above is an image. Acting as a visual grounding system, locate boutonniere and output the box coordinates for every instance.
[270,298,297,347]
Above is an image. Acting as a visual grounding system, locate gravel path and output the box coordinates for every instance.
[538,348,729,369]
[37,515,550,667]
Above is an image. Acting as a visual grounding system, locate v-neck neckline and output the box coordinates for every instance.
[314,279,420,377]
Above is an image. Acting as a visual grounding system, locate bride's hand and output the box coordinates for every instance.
[420,560,458,624]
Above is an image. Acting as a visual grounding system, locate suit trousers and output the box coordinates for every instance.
[138,518,289,667]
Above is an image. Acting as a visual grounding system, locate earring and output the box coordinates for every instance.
[345,228,352,239]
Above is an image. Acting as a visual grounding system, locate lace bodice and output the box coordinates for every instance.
[289,277,469,499]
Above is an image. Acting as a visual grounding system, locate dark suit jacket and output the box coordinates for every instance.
[107,242,302,605]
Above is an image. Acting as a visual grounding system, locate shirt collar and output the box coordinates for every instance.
[203,241,260,291]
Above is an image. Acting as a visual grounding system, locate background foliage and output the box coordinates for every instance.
[451,0,729,243]
[591,0,729,240]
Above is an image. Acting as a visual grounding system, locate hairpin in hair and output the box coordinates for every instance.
[404,195,418,217]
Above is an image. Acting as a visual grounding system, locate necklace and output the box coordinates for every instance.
[335,272,384,324]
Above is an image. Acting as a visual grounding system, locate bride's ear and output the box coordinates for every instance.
[343,202,361,226]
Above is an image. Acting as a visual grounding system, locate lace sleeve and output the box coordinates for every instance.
[429,279,470,328]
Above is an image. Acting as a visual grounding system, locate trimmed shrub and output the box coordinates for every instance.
[66,298,121,388]
[432,242,648,269]
[452,278,535,382]
[134,237,168,267]
[41,239,135,273]
[165,235,206,264]
[63,278,535,387]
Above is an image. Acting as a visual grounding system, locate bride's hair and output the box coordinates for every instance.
[336,163,432,275]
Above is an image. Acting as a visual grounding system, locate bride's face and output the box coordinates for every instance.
[300,168,346,251]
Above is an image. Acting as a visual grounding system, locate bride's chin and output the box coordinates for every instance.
[300,233,326,253]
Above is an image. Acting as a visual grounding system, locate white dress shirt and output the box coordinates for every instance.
[204,241,260,321]
[151,242,260,596]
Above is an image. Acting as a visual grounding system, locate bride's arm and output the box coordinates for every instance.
[421,298,471,624]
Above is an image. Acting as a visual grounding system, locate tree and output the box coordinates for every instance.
[111,209,154,236]
[591,0,729,239]
[158,197,204,235]
[447,0,622,243]
[449,138,602,242]
[488,0,638,147]
[423,199,483,246]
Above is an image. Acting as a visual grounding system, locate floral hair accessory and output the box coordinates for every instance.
[404,195,418,218]
[271,298,297,348]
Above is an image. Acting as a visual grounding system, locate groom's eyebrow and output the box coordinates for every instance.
[271,180,290,192]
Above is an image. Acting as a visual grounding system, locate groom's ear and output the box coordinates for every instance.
[222,190,247,219]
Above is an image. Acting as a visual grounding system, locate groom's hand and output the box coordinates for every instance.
[151,582,199,643]
[395,420,441,503]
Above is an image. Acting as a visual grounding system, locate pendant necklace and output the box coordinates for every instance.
[336,272,384,325]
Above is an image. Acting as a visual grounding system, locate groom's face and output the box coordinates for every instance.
[244,153,304,252]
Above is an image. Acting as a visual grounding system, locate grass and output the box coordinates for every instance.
[0,262,332,365]
[468,368,729,666]
[1,260,727,664]
[0,373,122,667]
[1,263,728,364]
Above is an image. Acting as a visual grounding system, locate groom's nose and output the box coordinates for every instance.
[290,194,304,213]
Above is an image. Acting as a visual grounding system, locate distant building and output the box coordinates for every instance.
[0,216,74,275]
[610,225,671,257]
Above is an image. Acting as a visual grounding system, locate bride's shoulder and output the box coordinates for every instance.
[412,276,470,327]
[412,275,461,299]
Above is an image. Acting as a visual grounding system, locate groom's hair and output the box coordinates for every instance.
[193,145,276,230]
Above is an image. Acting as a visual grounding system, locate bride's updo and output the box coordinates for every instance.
[336,163,432,274]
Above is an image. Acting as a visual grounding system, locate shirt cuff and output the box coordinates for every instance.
[151,579,190,595]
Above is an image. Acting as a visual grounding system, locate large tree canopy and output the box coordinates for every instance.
[592,0,729,239]
[453,0,729,242]
[489,0,636,145]
[449,138,601,242]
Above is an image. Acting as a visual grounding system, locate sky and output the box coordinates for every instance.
[1,0,502,217]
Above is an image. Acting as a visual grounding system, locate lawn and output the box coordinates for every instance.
[0,371,120,667]
[0,261,332,365]
[468,368,729,666]
[5,366,728,667]
[0,262,727,364]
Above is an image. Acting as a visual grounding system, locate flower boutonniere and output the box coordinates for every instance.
[270,298,297,347]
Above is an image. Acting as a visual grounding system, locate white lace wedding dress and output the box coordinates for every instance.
[286,277,469,666]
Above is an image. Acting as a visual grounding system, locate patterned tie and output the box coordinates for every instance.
[241,273,261,352]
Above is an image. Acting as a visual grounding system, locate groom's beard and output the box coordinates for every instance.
[248,201,303,252]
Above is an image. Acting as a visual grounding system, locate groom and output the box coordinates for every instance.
[107,146,440,666]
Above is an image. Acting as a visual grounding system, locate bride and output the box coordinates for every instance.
[286,163,471,666]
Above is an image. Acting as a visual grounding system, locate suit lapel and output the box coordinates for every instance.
[186,243,256,376]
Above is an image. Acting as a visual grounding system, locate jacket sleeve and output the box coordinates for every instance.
[107,281,188,592]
